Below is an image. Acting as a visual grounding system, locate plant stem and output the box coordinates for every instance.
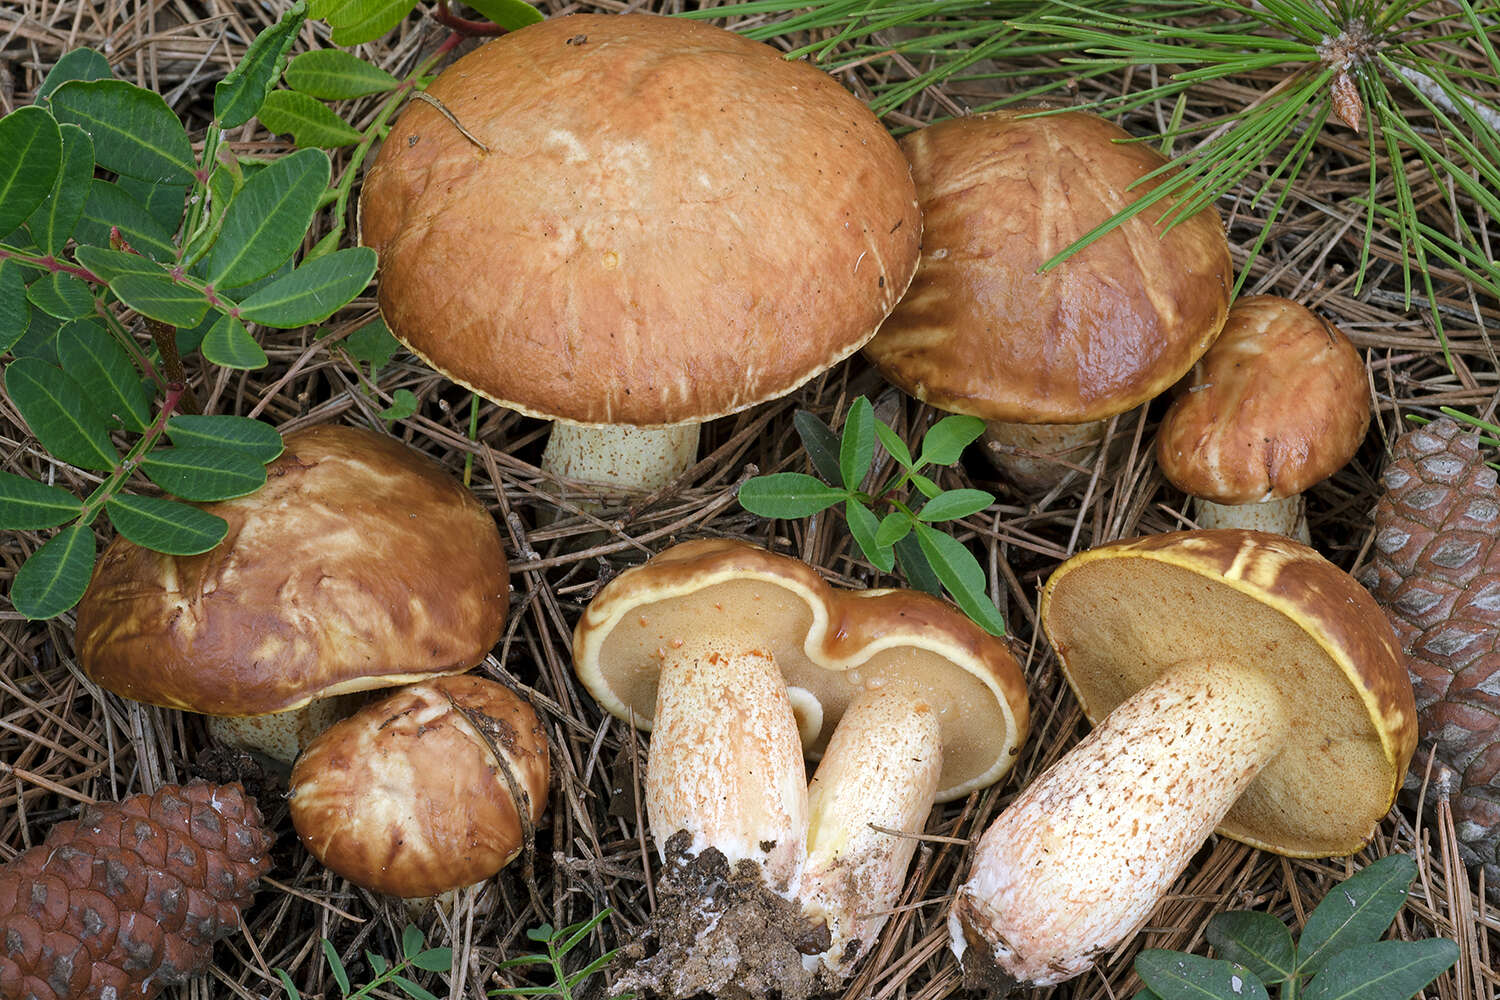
[433,0,508,35]
[75,383,186,525]
[149,319,201,415]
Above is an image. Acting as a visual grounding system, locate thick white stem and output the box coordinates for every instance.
[206,698,347,765]
[800,685,943,977]
[1194,494,1309,544]
[541,422,701,493]
[950,660,1289,988]
[982,419,1108,492]
[646,640,808,892]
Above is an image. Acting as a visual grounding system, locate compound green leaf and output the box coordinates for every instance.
[464,0,544,30]
[0,470,84,530]
[236,246,375,327]
[109,272,210,327]
[285,49,400,99]
[256,90,362,149]
[5,358,119,471]
[105,494,228,555]
[206,148,330,288]
[215,2,308,129]
[36,48,114,102]
[737,473,845,519]
[0,259,33,352]
[167,414,283,463]
[77,178,178,261]
[913,523,1006,636]
[26,271,96,320]
[50,79,195,184]
[26,124,94,254]
[141,446,268,501]
[56,318,152,432]
[0,106,63,235]
[200,314,268,369]
[10,524,95,619]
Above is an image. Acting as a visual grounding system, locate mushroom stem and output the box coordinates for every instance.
[800,684,943,977]
[981,419,1108,491]
[1193,495,1310,544]
[541,422,701,493]
[949,659,1290,988]
[645,639,808,889]
[206,698,349,766]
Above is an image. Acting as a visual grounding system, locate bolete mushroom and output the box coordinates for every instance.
[359,13,921,494]
[74,424,509,763]
[949,528,1416,989]
[1157,295,1371,542]
[573,539,1028,997]
[287,674,549,899]
[864,109,1232,490]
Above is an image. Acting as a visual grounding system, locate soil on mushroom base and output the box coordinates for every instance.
[614,830,840,1000]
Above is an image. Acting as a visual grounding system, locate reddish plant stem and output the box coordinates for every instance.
[433,1,508,36]
[149,319,201,415]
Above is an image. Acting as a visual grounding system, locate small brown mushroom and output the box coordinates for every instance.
[1157,295,1371,541]
[287,674,549,899]
[950,528,1416,989]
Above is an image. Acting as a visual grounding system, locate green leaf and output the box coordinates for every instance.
[343,317,401,368]
[913,523,1006,636]
[26,272,95,321]
[465,0,544,30]
[0,471,84,530]
[207,148,331,288]
[845,499,894,572]
[367,951,389,976]
[874,418,913,468]
[72,246,168,282]
[320,939,350,996]
[738,473,846,518]
[1301,939,1458,1000]
[410,948,453,973]
[1299,855,1418,977]
[114,175,188,233]
[402,924,424,959]
[0,106,63,236]
[318,0,416,46]
[792,409,842,483]
[379,388,418,422]
[917,488,994,523]
[26,124,94,254]
[200,314,268,369]
[839,395,876,491]
[77,178,179,261]
[1135,950,1270,1000]
[49,79,195,184]
[105,495,228,555]
[236,246,375,327]
[285,49,400,99]
[36,48,114,102]
[256,90,363,148]
[274,968,302,1000]
[140,446,269,501]
[109,272,210,328]
[918,413,986,466]
[893,532,943,597]
[11,311,62,363]
[875,510,913,548]
[1206,911,1297,987]
[215,2,308,129]
[56,318,153,432]
[391,975,440,1000]
[909,472,942,499]
[0,259,31,351]
[10,524,95,619]
[167,414,283,462]
[5,358,119,471]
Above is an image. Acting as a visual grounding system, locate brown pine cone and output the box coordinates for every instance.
[1367,417,1500,891]
[0,781,271,1000]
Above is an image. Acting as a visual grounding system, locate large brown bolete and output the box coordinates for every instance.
[950,529,1415,988]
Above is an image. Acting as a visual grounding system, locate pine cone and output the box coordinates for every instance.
[1367,417,1500,889]
[0,781,271,1000]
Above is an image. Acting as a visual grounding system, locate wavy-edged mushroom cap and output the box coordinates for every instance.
[75,424,509,718]
[288,675,549,898]
[1041,528,1415,854]
[359,13,921,429]
[1157,295,1371,504]
[574,538,1029,801]
[865,109,1231,425]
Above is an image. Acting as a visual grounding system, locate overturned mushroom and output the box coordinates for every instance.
[573,539,1028,997]
[950,529,1415,989]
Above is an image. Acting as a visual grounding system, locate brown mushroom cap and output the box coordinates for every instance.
[573,538,1029,801]
[1156,295,1371,504]
[864,109,1232,425]
[288,675,549,898]
[359,13,921,428]
[1040,528,1416,856]
[75,424,509,717]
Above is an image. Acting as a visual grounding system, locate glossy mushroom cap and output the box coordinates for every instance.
[1157,295,1371,504]
[573,538,1029,800]
[1042,528,1415,854]
[359,13,921,429]
[75,424,509,718]
[288,675,549,898]
[865,109,1231,425]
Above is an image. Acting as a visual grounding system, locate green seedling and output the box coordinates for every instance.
[490,909,629,1000]
[276,923,452,1000]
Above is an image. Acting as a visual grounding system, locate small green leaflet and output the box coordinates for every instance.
[206,148,332,288]
[236,246,376,327]
[201,315,268,370]
[311,0,415,46]
[108,272,211,328]
[49,79,195,184]
[343,317,401,369]
[55,319,152,433]
[845,499,892,571]
[35,48,113,102]
[0,470,84,530]
[5,358,119,472]
[737,473,845,518]
[379,388,418,422]
[1298,854,1417,977]
[285,49,399,99]
[918,413,987,466]
[0,259,30,352]
[26,272,96,321]
[115,175,188,232]
[792,409,842,483]
[215,1,308,129]
[256,90,363,148]
[140,447,269,502]
[1204,911,1297,987]
[914,523,1006,636]
[0,106,63,235]
[105,495,228,555]
[839,395,875,491]
[26,123,94,255]
[72,246,168,282]
[464,0,544,30]
[321,938,351,995]
[10,524,95,620]
[167,414,283,462]
[917,488,994,522]
[1135,951,1270,1000]
[1300,939,1458,1000]
[77,177,178,261]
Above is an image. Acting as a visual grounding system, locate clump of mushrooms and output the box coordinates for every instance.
[573,539,1028,998]
[950,528,1416,989]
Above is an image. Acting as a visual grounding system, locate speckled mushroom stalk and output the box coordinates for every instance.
[541,422,700,493]
[950,660,1289,987]
[1192,493,1308,541]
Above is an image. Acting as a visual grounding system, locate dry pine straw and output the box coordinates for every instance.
[1,1,1497,998]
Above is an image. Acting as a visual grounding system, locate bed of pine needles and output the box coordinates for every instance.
[2,1,1497,998]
